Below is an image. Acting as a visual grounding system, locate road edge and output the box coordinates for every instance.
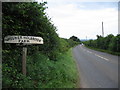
[72,46,81,88]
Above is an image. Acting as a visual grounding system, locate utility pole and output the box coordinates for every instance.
[102,21,104,37]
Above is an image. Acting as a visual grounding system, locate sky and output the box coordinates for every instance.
[36,0,118,39]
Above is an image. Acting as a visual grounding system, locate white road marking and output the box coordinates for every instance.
[87,50,92,54]
[95,54,109,61]
[81,46,109,61]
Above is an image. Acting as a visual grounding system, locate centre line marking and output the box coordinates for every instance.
[83,47,109,61]
[87,50,92,53]
[95,54,109,61]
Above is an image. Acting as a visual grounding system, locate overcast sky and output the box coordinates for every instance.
[37,0,118,39]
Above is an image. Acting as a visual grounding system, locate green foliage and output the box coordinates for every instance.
[3,49,78,88]
[2,2,80,88]
[104,34,114,50]
[3,64,34,88]
[2,2,60,60]
[70,36,81,43]
[84,34,120,55]
[108,34,120,52]
[66,39,80,47]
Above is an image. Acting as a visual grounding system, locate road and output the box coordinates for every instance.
[72,45,118,88]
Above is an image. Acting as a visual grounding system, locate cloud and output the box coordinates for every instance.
[37,0,118,39]
[37,0,119,3]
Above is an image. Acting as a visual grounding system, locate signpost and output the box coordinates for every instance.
[22,47,27,75]
[4,36,44,76]
[4,36,43,44]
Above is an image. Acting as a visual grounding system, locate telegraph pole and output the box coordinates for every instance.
[102,21,104,37]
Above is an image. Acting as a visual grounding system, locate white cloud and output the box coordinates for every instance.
[37,0,119,3]
[37,0,118,39]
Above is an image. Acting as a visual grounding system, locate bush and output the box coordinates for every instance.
[2,2,80,88]
[84,34,120,54]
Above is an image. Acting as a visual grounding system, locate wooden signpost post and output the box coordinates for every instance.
[4,36,43,76]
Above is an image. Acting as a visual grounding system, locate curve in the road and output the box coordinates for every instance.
[73,45,118,88]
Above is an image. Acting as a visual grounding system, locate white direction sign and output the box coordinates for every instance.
[4,36,43,44]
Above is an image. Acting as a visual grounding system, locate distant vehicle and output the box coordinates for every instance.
[80,43,84,46]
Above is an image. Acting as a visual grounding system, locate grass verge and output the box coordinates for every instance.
[27,48,79,88]
[85,45,120,56]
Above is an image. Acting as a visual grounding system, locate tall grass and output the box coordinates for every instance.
[27,48,78,88]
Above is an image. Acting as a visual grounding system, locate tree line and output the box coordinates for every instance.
[84,34,120,55]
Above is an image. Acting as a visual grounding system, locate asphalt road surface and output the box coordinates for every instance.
[73,45,118,88]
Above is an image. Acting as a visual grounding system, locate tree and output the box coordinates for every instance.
[69,36,81,43]
[2,2,60,60]
[84,34,120,54]
[109,34,120,52]
[104,34,114,50]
